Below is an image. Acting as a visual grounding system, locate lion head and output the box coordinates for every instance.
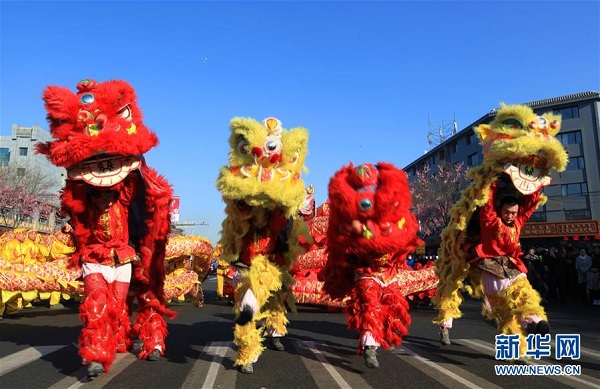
[474,104,568,194]
[36,79,158,187]
[327,162,422,262]
[216,117,309,215]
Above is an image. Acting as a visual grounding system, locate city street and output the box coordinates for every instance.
[1,277,599,389]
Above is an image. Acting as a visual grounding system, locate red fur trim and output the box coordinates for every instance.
[112,281,132,353]
[78,273,118,372]
[347,278,411,350]
[131,165,176,321]
[61,180,91,270]
[132,300,169,359]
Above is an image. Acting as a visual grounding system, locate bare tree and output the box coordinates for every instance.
[410,162,469,238]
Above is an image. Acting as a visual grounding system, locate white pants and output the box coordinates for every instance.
[82,262,132,283]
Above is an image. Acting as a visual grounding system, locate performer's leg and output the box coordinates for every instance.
[216,270,224,299]
[483,273,548,357]
[263,292,288,352]
[348,278,382,370]
[433,278,465,346]
[232,256,283,372]
[133,290,168,361]
[112,263,132,353]
[112,281,131,353]
[233,282,263,370]
[79,272,116,376]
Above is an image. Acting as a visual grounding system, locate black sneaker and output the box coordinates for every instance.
[526,319,550,335]
[147,349,160,361]
[534,320,550,335]
[439,327,451,345]
[239,363,253,374]
[87,362,104,378]
[363,346,379,368]
[270,337,285,351]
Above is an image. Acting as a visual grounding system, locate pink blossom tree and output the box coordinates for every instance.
[0,165,59,229]
[410,162,469,238]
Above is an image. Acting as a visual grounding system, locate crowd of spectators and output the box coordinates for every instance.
[521,243,600,305]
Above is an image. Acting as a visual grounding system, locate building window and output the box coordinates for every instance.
[19,147,28,156]
[467,152,481,167]
[17,167,26,177]
[529,211,547,222]
[564,209,591,221]
[554,106,579,120]
[450,142,457,154]
[561,182,588,197]
[466,132,477,145]
[566,156,585,171]
[0,148,9,167]
[556,130,582,145]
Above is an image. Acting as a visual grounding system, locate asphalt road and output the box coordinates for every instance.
[1,277,599,389]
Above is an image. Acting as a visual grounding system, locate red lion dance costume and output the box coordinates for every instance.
[37,79,175,377]
[322,162,425,369]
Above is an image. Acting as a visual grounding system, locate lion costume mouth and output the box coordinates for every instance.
[503,162,552,194]
[67,154,141,187]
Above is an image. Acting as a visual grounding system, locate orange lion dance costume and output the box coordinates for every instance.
[37,79,175,377]
[322,162,425,368]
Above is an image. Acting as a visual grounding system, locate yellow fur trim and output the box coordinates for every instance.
[233,323,265,367]
[217,167,307,213]
[232,255,286,366]
[486,276,547,357]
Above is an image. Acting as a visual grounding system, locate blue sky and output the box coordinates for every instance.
[1,1,598,245]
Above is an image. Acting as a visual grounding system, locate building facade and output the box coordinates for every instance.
[0,124,66,231]
[404,91,600,250]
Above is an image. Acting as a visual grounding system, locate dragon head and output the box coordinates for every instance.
[216,117,309,215]
[328,162,422,260]
[474,104,568,194]
[36,79,158,187]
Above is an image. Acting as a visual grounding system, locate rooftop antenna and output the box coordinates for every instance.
[427,112,457,149]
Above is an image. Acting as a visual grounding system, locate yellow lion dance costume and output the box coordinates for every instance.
[433,104,568,358]
[216,117,312,374]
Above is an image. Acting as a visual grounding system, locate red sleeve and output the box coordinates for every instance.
[479,187,498,230]
[517,189,541,223]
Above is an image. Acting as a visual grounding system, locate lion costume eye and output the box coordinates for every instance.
[538,117,548,129]
[237,138,250,155]
[117,105,132,120]
[359,198,373,211]
[502,118,523,130]
[264,137,282,154]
